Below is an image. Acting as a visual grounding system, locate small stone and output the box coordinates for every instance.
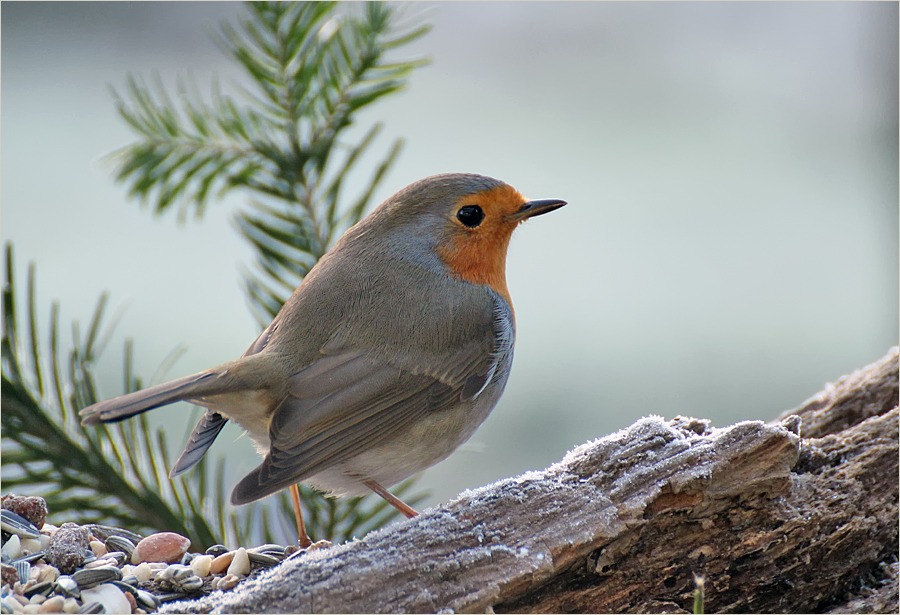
[45,525,89,575]
[130,563,151,584]
[189,555,212,578]
[87,542,105,559]
[123,591,137,614]
[1,564,18,586]
[22,605,40,614]
[217,574,240,591]
[2,536,22,562]
[36,596,63,614]
[37,565,59,584]
[83,558,117,570]
[61,598,79,614]
[1,497,47,531]
[226,548,249,577]
[131,533,190,565]
[208,552,233,575]
[80,584,129,615]
[26,596,43,606]
[18,540,41,557]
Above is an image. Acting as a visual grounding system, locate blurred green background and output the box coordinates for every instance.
[3,2,897,511]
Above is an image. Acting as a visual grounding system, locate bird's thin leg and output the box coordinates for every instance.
[289,484,313,548]
[363,479,419,518]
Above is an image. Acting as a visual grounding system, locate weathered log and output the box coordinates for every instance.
[164,347,898,614]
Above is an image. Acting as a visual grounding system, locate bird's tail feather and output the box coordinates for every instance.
[79,371,218,426]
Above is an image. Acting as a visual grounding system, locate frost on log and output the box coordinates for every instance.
[165,347,898,614]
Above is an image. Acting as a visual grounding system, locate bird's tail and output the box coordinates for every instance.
[79,371,219,426]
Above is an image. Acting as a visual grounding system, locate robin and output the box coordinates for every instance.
[80,173,566,547]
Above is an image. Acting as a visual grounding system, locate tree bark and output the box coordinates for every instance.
[164,347,899,614]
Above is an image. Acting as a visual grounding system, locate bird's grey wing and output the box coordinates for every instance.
[230,352,466,504]
[230,309,512,505]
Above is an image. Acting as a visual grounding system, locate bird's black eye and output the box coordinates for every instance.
[456,205,485,228]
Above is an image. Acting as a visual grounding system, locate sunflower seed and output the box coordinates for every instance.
[0,511,40,539]
[248,551,281,568]
[10,552,44,565]
[134,589,159,610]
[12,561,29,584]
[101,552,127,567]
[157,592,189,603]
[83,525,142,545]
[53,576,81,599]
[72,566,122,588]
[77,601,104,614]
[102,536,135,559]
[248,544,286,556]
[22,581,53,598]
[205,544,228,557]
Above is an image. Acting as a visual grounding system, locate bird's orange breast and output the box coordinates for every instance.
[436,184,528,307]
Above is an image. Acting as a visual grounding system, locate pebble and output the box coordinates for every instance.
[226,548,250,577]
[1,497,47,532]
[189,555,212,578]
[80,584,129,615]
[86,544,104,560]
[123,591,137,613]
[61,598,78,614]
[18,541,41,558]
[209,552,233,575]
[132,533,190,565]
[45,526,89,575]
[130,564,151,584]
[2,538,22,562]
[36,596,63,613]
[216,574,240,591]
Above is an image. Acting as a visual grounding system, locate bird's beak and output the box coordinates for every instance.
[509,198,567,222]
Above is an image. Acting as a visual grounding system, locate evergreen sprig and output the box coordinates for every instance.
[1,1,431,547]
[110,1,429,324]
